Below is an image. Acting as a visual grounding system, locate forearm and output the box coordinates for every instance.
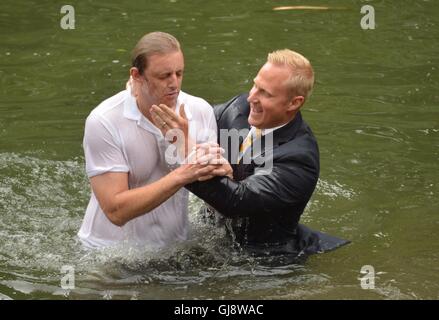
[106,172,185,226]
[186,177,259,218]
[187,165,304,219]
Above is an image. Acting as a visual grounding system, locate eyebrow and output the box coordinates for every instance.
[156,69,184,76]
[253,78,273,96]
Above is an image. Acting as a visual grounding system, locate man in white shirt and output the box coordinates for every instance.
[78,32,225,248]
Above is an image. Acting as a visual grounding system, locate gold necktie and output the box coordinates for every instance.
[237,127,262,163]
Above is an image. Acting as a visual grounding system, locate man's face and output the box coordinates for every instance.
[141,50,184,108]
[247,62,295,129]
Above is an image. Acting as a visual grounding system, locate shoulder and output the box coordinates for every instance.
[85,90,127,131]
[274,121,319,178]
[296,119,319,158]
[213,93,248,120]
[88,90,127,121]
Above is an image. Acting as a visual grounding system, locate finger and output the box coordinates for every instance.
[151,105,173,124]
[195,144,221,157]
[158,104,180,122]
[195,144,209,155]
[196,152,226,164]
[198,175,214,182]
[155,105,181,129]
[186,149,198,164]
[196,153,216,165]
[193,147,223,164]
[179,103,187,120]
[200,147,224,161]
[195,164,218,176]
[150,110,165,127]
[150,110,161,125]
[210,168,227,176]
[195,147,209,160]
[207,158,228,165]
[196,142,219,150]
[207,146,225,155]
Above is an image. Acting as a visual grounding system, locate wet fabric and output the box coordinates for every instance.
[187,94,350,257]
[79,90,217,248]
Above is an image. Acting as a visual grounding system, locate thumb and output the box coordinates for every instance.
[179,103,187,120]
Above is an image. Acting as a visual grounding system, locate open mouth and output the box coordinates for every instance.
[250,104,263,115]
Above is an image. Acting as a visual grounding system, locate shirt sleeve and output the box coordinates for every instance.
[83,113,129,178]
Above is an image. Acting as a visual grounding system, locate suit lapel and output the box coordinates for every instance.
[251,112,303,161]
[231,103,251,157]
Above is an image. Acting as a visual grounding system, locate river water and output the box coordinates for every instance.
[0,0,438,299]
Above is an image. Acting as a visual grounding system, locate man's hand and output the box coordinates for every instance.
[151,103,188,137]
[151,103,190,157]
[190,142,233,181]
[196,162,233,181]
[174,163,226,185]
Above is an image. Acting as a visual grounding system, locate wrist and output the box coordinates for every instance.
[169,166,190,187]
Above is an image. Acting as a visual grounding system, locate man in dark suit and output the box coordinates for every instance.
[153,49,349,259]
[187,49,349,259]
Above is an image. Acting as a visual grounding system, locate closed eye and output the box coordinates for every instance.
[253,81,273,97]
[158,71,184,80]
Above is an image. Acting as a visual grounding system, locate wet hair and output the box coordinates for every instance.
[267,49,314,99]
[131,32,181,75]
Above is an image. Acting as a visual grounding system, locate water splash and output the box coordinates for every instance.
[316,179,356,200]
[0,152,310,298]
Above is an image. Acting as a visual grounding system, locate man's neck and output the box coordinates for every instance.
[135,96,155,122]
[255,112,299,135]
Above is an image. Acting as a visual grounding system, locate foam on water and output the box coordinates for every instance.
[0,152,358,298]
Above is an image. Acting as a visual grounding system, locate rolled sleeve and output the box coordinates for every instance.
[83,114,129,178]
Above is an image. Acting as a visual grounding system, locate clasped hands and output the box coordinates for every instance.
[150,103,232,182]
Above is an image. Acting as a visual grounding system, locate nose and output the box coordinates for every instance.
[168,73,178,89]
[247,86,257,103]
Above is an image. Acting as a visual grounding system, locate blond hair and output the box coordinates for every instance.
[131,32,181,74]
[267,49,314,99]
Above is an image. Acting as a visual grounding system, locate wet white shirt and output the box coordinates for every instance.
[78,90,217,248]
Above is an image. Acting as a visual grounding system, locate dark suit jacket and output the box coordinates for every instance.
[187,94,349,257]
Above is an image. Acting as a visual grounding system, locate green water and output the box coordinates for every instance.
[0,0,438,299]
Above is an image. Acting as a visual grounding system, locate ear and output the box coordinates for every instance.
[286,95,305,112]
[130,67,142,82]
